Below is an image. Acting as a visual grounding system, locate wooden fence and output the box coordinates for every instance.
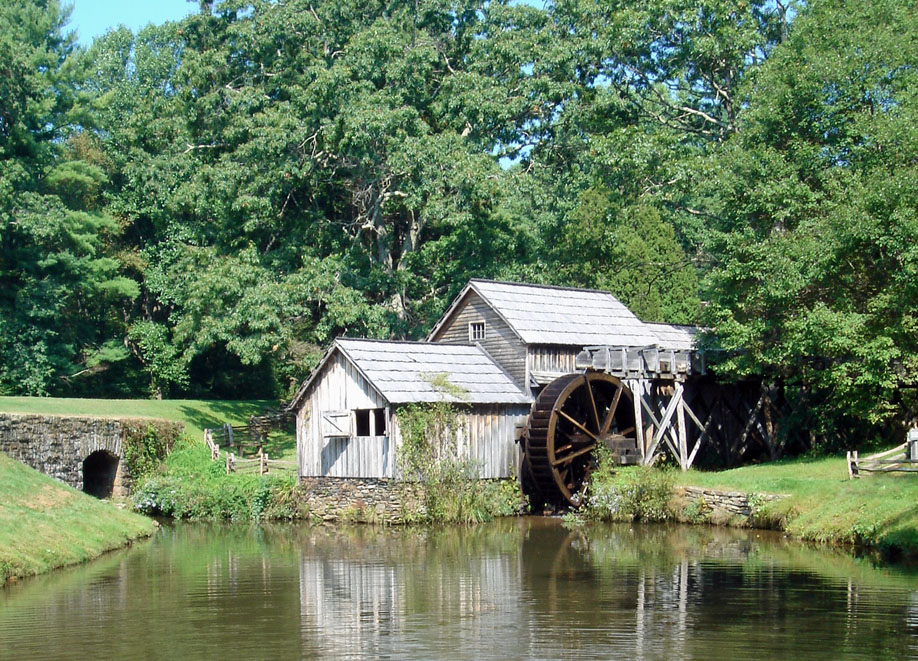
[847,441,918,477]
[204,409,297,475]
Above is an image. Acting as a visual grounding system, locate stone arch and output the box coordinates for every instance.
[82,450,121,498]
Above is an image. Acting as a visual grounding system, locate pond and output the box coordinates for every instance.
[2,518,917,659]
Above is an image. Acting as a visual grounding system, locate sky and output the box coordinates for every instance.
[68,0,196,45]
[66,1,547,45]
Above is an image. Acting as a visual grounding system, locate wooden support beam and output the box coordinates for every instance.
[642,383,683,464]
[686,409,715,468]
[677,396,688,470]
[628,380,647,464]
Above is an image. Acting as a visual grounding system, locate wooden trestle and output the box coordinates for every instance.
[576,347,779,470]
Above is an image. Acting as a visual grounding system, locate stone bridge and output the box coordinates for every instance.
[1,413,134,498]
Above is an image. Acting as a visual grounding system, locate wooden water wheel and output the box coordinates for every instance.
[523,372,639,508]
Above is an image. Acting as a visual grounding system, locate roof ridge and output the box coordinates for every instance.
[469,278,617,296]
[338,336,476,348]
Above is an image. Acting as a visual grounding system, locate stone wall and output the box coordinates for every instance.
[298,476,425,524]
[0,413,189,499]
[673,485,783,525]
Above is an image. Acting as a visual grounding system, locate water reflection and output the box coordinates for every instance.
[1,519,917,659]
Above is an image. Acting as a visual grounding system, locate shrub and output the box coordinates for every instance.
[131,439,301,521]
[121,419,183,481]
[585,454,674,522]
[394,403,526,524]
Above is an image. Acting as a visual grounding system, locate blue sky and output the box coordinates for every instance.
[67,1,547,45]
[68,0,196,45]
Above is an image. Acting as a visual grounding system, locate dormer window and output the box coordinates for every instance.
[469,321,485,341]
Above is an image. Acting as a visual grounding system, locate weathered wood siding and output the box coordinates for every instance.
[464,405,530,478]
[527,345,581,379]
[297,351,396,478]
[296,350,529,479]
[389,404,530,479]
[429,291,527,387]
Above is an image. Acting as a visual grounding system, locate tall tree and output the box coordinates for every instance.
[702,0,918,446]
[0,1,138,395]
[84,0,543,396]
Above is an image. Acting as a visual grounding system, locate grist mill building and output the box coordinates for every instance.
[290,279,731,487]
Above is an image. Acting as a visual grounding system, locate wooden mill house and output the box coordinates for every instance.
[292,279,774,484]
[289,338,531,479]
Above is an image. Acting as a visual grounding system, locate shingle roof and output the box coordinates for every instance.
[644,322,700,352]
[439,279,661,347]
[290,339,531,409]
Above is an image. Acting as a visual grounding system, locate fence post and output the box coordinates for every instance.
[225,423,234,452]
[204,429,218,461]
[225,451,230,475]
[260,452,268,475]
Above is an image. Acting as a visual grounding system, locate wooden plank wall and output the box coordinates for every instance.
[297,351,396,478]
[296,350,529,479]
[527,345,580,376]
[389,404,530,479]
[465,405,530,478]
[430,292,528,387]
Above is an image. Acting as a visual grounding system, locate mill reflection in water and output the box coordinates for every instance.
[1,519,917,659]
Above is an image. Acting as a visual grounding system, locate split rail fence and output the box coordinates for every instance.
[203,410,297,476]
[847,441,918,478]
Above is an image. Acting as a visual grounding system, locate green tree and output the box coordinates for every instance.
[83,0,541,395]
[702,0,918,446]
[554,188,700,323]
[0,1,138,395]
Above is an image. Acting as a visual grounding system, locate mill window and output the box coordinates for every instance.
[355,408,387,436]
[469,321,486,341]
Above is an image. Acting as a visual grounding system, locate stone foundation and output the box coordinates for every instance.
[298,476,426,524]
[673,485,783,525]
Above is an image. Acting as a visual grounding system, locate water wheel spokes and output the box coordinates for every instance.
[524,372,637,508]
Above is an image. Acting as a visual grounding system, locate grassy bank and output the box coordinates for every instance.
[0,396,281,439]
[582,453,918,558]
[0,452,156,583]
[677,456,918,556]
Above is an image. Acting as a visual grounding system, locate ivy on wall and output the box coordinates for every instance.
[121,419,184,481]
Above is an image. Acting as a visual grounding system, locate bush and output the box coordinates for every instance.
[584,450,674,522]
[132,440,302,521]
[121,419,184,481]
[395,403,527,524]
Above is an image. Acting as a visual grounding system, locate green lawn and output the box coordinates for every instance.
[0,452,156,583]
[0,396,283,439]
[678,456,918,555]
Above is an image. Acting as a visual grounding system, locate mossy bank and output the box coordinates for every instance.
[0,453,156,584]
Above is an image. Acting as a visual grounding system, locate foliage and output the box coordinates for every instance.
[2,0,917,455]
[131,440,302,522]
[396,401,467,482]
[120,420,183,482]
[700,0,918,448]
[584,449,674,522]
[395,402,525,523]
[0,1,139,396]
[554,190,700,322]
